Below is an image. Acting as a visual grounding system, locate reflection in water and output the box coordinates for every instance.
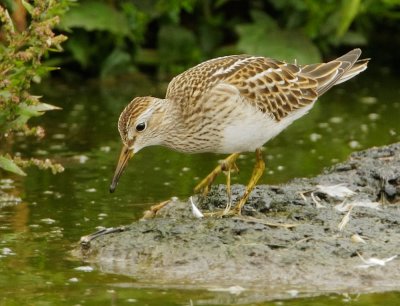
[0,69,399,305]
[12,202,29,233]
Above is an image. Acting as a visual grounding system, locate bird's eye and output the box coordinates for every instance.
[135,122,146,132]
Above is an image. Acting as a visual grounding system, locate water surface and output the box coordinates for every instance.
[1,68,399,305]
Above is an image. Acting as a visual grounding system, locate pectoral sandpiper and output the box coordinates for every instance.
[110,49,369,215]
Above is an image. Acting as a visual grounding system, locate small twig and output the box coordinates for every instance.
[298,191,308,202]
[232,216,299,228]
[311,192,325,208]
[80,226,127,247]
[338,205,353,231]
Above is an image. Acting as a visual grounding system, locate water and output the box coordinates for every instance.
[1,68,399,305]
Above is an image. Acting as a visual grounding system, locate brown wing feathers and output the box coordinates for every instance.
[302,48,368,95]
[165,49,368,122]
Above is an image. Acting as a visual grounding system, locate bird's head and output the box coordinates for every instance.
[109,96,165,193]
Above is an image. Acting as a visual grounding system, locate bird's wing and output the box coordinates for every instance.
[166,55,252,102]
[300,48,365,95]
[166,50,364,121]
[221,57,321,121]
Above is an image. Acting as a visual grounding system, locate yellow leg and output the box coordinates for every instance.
[223,167,233,215]
[233,148,265,215]
[141,200,170,219]
[194,153,240,195]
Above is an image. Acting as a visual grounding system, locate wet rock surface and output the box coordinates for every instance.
[73,143,400,299]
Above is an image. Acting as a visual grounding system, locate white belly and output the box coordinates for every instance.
[218,102,315,153]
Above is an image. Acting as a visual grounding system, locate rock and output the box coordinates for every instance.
[73,143,400,299]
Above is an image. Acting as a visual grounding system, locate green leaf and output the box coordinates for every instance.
[64,34,91,67]
[16,102,60,118]
[100,48,133,79]
[338,31,367,46]
[58,1,130,38]
[2,8,15,33]
[27,102,61,112]
[336,0,361,39]
[236,11,321,64]
[158,25,201,76]
[21,0,34,15]
[0,156,26,176]
[1,102,60,133]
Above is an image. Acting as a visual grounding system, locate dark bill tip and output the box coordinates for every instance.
[109,182,117,193]
[109,145,133,194]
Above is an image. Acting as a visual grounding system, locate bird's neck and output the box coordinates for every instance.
[156,98,190,152]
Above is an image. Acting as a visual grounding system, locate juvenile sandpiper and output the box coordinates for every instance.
[110,49,369,215]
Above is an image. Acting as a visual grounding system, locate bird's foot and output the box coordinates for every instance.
[203,148,265,218]
[141,200,171,219]
[194,153,240,195]
[204,205,241,217]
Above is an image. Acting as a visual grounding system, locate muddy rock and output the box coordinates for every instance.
[73,143,400,299]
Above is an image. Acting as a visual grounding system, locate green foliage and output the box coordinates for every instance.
[60,1,131,35]
[58,0,133,70]
[236,10,321,64]
[0,155,26,176]
[0,0,69,176]
[51,0,399,78]
[267,0,369,49]
[336,0,361,38]
[158,24,201,77]
[56,0,198,77]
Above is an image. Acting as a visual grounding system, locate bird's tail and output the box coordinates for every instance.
[301,49,369,96]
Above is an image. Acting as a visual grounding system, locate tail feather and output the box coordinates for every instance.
[301,49,369,96]
[334,58,369,85]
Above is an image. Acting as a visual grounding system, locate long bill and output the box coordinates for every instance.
[109,144,134,193]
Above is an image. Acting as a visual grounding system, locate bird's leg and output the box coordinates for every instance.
[232,148,265,215]
[223,167,233,215]
[194,153,240,195]
[141,200,171,219]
